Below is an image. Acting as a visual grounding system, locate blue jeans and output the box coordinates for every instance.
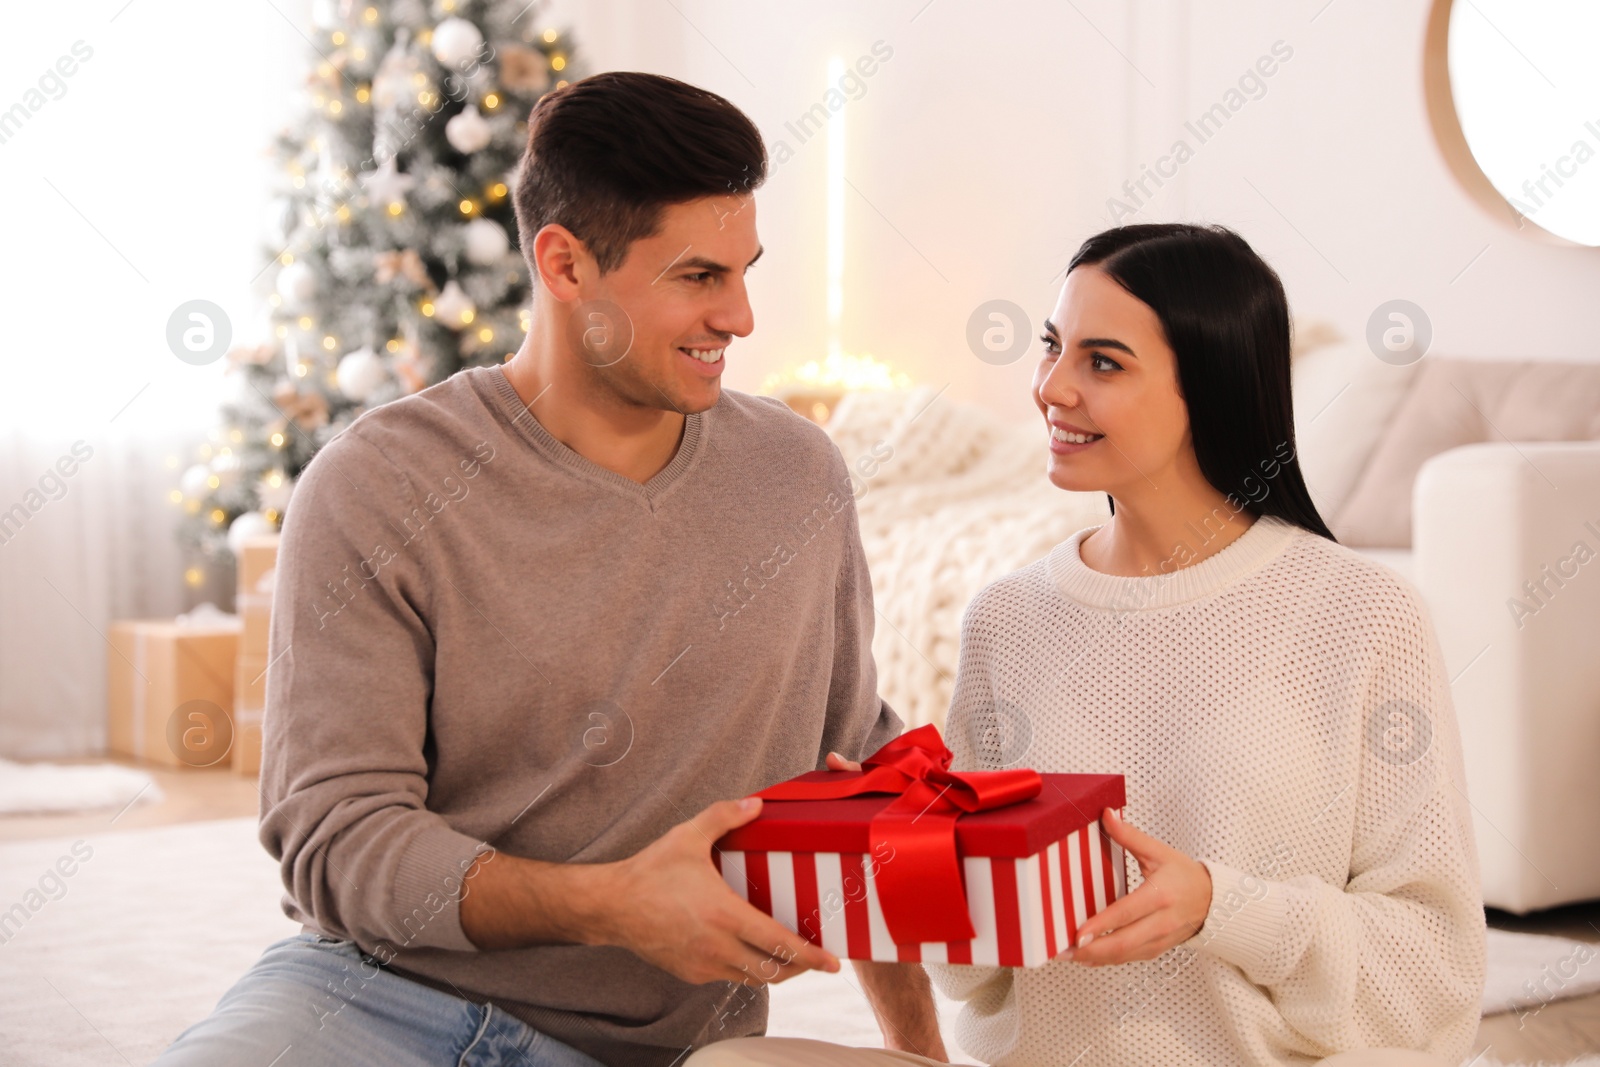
[150,932,608,1067]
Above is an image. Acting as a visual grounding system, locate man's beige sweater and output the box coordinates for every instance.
[260,365,901,1066]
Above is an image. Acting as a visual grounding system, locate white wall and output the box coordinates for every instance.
[553,0,1600,426]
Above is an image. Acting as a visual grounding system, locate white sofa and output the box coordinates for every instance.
[829,341,1600,915]
[1294,340,1600,914]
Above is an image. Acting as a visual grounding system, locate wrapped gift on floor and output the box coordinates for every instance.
[715,725,1126,967]
[231,705,264,777]
[233,534,278,777]
[107,607,240,768]
[236,533,279,661]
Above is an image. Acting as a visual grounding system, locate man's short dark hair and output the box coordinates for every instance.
[512,71,767,274]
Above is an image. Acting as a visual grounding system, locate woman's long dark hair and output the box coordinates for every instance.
[1066,223,1335,542]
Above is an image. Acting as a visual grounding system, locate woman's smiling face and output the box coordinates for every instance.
[1031,265,1194,502]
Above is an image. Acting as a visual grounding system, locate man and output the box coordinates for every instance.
[151,72,943,1066]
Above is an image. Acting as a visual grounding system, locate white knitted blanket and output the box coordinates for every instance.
[824,387,1111,732]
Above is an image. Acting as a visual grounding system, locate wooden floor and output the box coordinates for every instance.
[3,759,1597,1064]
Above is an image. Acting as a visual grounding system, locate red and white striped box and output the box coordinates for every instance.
[714,773,1126,967]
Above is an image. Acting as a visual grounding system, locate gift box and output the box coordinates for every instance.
[232,654,268,777]
[231,704,264,777]
[107,610,240,768]
[235,534,278,660]
[715,725,1126,967]
[232,537,277,777]
[236,534,279,596]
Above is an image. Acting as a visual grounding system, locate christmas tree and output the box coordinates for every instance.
[175,0,577,575]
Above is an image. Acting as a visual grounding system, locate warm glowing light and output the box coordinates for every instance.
[477,327,493,342]
[275,324,288,338]
[331,31,346,45]
[421,301,435,317]
[459,199,477,215]
[363,6,378,22]
[489,182,508,199]
[387,201,404,216]
[483,93,500,110]
[760,351,913,395]
[459,308,475,325]
[292,176,305,189]
[543,28,558,43]
[386,338,401,352]
[295,363,309,378]
[210,508,226,524]
[264,508,280,524]
[322,335,337,351]
[270,432,286,447]
[229,429,243,443]
[551,55,566,71]
[168,489,184,504]
[207,475,221,490]
[329,100,343,115]
[356,86,370,103]
[266,470,283,487]
[297,316,312,330]
[185,567,204,586]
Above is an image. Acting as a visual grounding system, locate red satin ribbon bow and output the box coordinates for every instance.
[755,723,1042,945]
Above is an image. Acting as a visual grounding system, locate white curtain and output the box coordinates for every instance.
[0,0,310,756]
[0,427,195,757]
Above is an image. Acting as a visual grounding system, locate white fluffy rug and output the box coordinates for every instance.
[0,817,970,1065]
[0,817,1595,1066]
[0,758,163,815]
[1484,928,1600,1016]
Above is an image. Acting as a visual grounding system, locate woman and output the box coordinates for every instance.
[691,224,1485,1067]
[915,222,1487,1065]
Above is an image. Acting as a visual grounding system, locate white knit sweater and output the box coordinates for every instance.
[925,514,1486,1067]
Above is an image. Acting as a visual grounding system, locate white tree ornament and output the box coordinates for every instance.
[275,261,317,308]
[445,106,492,155]
[335,346,388,402]
[433,279,476,329]
[463,218,510,265]
[431,17,485,69]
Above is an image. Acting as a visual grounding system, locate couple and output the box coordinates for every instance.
[153,72,1485,1067]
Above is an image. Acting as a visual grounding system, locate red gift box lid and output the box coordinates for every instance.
[716,772,1125,858]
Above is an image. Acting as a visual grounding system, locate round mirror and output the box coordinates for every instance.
[1425,0,1600,246]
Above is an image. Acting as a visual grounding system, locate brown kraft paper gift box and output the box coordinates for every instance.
[107,618,239,768]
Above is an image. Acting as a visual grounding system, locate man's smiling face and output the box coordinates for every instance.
[574,194,761,416]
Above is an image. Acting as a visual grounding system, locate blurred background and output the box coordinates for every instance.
[1,0,1597,755]
[1,2,1597,1063]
